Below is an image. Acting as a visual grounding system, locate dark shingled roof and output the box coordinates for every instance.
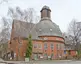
[43,6,50,9]
[12,18,63,40]
[13,20,36,39]
[40,5,51,12]
[34,18,62,37]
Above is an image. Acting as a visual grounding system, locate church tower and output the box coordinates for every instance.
[40,6,51,19]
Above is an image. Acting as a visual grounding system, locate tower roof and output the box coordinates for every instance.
[41,5,51,12]
[42,5,50,9]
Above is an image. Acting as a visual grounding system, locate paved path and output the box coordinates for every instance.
[30,60,81,64]
[1,60,81,64]
[41,61,81,64]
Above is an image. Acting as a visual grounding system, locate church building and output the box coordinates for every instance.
[8,6,65,60]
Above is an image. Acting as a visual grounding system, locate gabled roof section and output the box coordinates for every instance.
[12,19,36,39]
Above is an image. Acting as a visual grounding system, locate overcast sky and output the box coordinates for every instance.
[0,0,81,32]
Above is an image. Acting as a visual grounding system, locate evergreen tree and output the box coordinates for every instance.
[26,34,32,58]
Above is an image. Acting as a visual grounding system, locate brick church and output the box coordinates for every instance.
[8,6,65,60]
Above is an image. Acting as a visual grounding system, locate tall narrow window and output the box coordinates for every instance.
[51,43,54,50]
[60,44,61,50]
[38,44,42,49]
[33,44,37,48]
[57,44,59,50]
[44,43,47,50]
[47,10,50,18]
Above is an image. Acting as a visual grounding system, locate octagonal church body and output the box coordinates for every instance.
[9,6,65,60]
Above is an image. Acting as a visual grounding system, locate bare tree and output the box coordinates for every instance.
[8,7,24,20]
[0,0,8,5]
[8,7,40,33]
[8,7,40,22]
[0,6,40,43]
[68,19,81,51]
[0,17,11,43]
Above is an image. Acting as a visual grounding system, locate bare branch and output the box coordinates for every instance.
[68,19,81,50]
[0,0,8,5]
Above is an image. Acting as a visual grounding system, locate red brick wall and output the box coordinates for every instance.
[9,36,64,60]
[9,38,28,60]
[32,40,43,53]
[39,36,64,59]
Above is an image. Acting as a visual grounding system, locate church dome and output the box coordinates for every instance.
[30,6,63,39]
[35,18,62,37]
[34,6,63,37]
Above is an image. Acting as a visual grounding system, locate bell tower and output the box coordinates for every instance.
[40,6,51,19]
